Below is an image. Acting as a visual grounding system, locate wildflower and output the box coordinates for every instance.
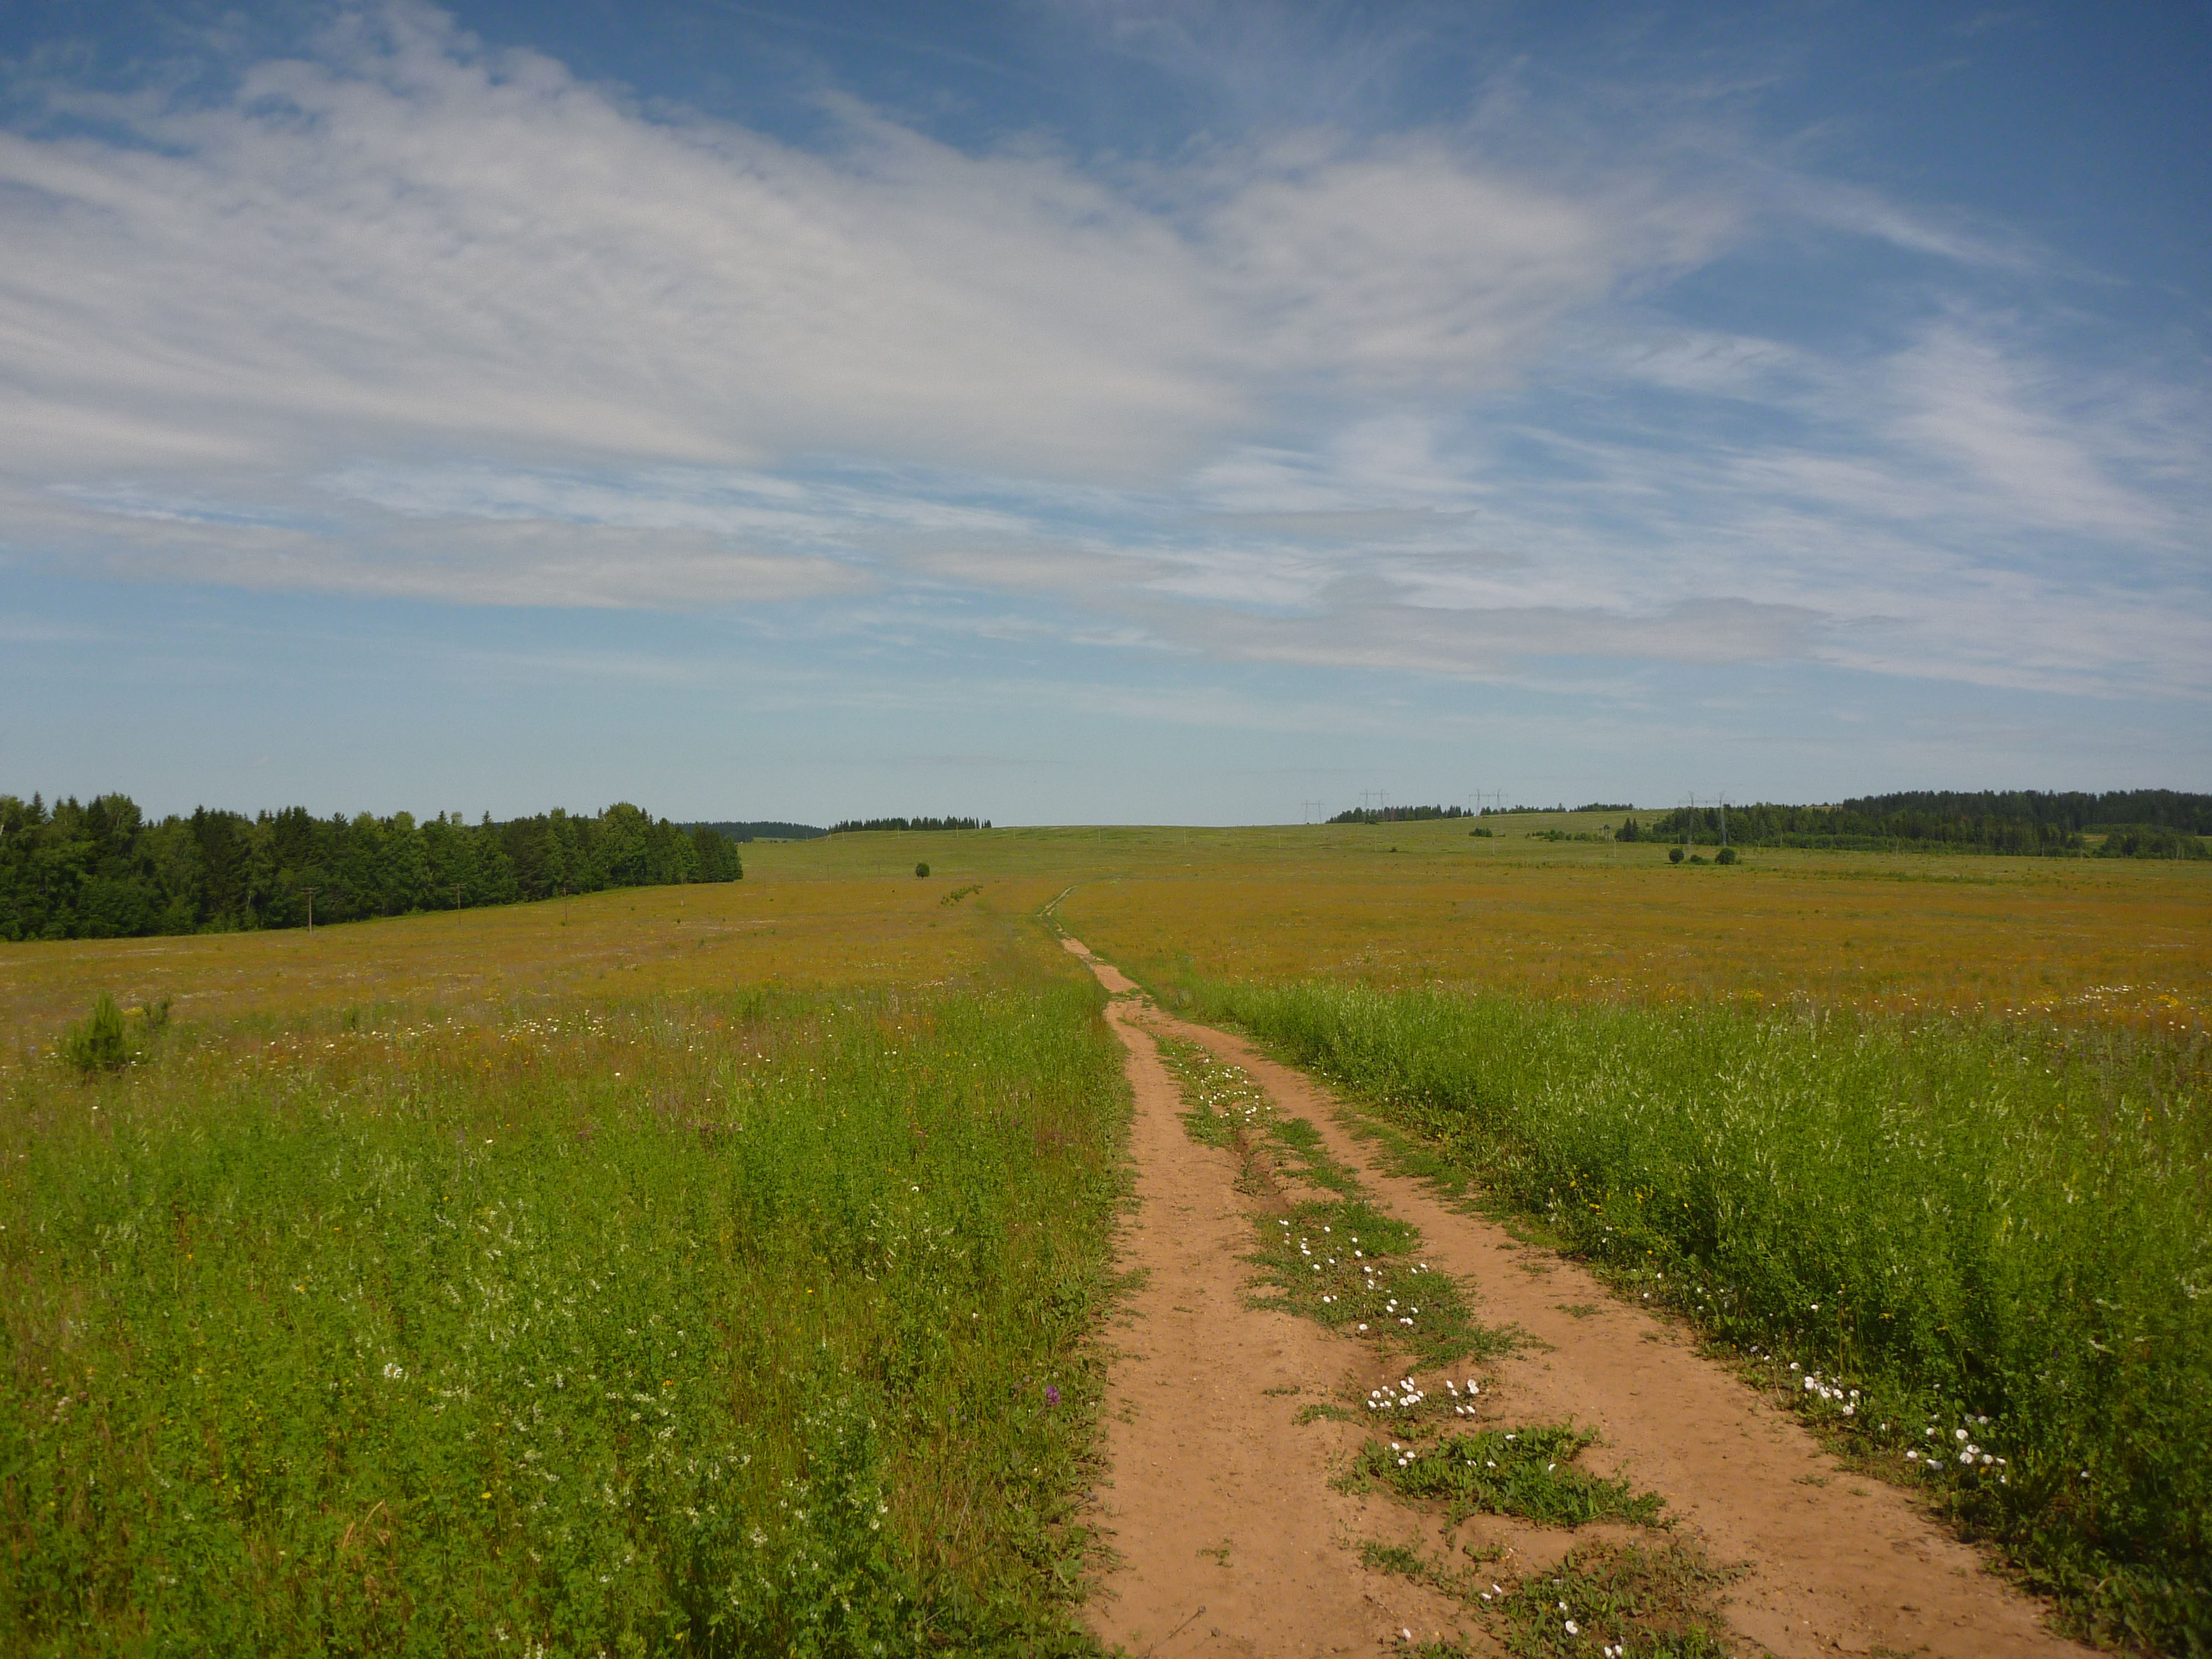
[1045,1386,1060,1407]
[1565,1620,1579,1635]
[383,1362,406,1381]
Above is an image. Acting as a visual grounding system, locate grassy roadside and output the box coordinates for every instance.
[1191,978,2210,1655]
[1,973,1127,1656]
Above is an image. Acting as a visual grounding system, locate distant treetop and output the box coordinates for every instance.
[1328,804,1472,824]
[830,816,989,833]
[685,821,826,842]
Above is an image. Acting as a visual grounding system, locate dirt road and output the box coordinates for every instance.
[1061,936,2087,1658]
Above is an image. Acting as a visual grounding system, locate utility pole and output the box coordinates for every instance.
[453,882,465,909]
[302,886,316,933]
[1719,795,1729,849]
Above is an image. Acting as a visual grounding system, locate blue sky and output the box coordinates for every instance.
[2,0,2206,824]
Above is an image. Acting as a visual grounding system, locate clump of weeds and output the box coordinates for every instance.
[1491,1539,1739,1658]
[1347,1425,1665,1530]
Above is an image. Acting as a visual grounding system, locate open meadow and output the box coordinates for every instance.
[3,821,2207,1654]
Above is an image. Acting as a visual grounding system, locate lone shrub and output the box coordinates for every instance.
[914,861,930,878]
[1668,846,1686,864]
[1715,846,1738,865]
[61,993,135,1076]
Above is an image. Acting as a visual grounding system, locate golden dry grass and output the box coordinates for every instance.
[1050,815,2212,1035]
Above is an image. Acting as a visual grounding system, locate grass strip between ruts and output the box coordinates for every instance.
[1153,1035,1513,1368]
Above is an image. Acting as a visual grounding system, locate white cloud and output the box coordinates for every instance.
[0,2,1697,493]
[0,1,2201,714]
[5,480,864,608]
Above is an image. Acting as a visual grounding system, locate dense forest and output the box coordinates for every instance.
[1616,789,2211,857]
[0,795,742,942]
[828,817,989,833]
[686,821,826,842]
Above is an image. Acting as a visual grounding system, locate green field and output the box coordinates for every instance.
[3,823,2206,1654]
[2,970,1123,1655]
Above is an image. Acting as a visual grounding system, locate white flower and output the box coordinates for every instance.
[383,1362,406,1381]
[1565,1619,1579,1635]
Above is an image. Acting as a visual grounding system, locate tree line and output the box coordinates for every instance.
[0,794,743,942]
[1330,804,1478,824]
[828,817,989,833]
[1615,788,2212,858]
[685,821,827,842]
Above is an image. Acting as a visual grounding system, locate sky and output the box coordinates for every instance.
[2,0,2207,826]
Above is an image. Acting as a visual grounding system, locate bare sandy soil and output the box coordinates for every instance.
[1060,936,2089,1658]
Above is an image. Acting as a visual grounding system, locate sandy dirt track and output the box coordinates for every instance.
[1065,938,1465,1655]
[1061,936,2089,1658]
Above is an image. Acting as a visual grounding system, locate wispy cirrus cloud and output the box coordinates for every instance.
[0,0,2203,727]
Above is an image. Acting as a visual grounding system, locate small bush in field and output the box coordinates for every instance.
[1668,846,1686,864]
[1715,846,1738,865]
[915,860,931,878]
[60,992,134,1075]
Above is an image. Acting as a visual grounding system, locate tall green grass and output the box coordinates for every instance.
[1,979,1126,1656]
[1196,980,2210,1655]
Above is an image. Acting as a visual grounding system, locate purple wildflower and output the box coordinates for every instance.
[1045,1385,1061,1407]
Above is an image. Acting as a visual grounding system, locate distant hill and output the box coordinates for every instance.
[686,821,827,842]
